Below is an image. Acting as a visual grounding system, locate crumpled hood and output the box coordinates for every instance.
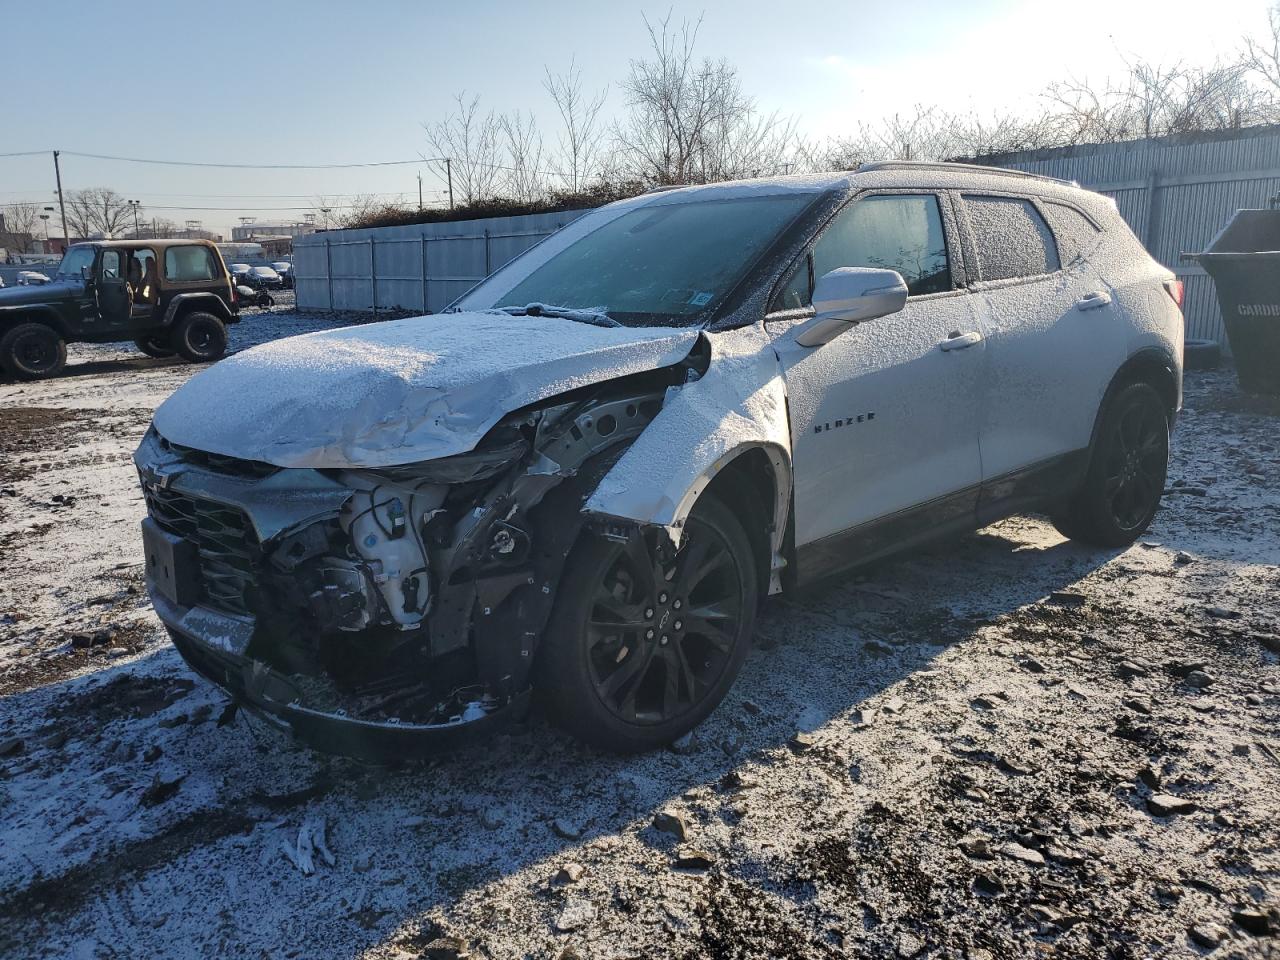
[152,312,698,468]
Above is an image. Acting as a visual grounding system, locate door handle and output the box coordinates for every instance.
[1076,290,1112,310]
[939,330,983,352]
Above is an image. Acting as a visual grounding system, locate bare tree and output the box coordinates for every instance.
[424,93,502,204]
[613,13,800,185]
[1243,3,1280,98]
[63,188,137,239]
[497,111,546,203]
[1043,55,1275,146]
[1,202,41,251]
[544,59,608,192]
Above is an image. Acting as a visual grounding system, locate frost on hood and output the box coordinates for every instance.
[152,312,698,469]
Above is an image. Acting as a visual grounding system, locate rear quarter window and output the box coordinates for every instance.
[1041,202,1102,265]
[164,246,219,282]
[963,195,1060,282]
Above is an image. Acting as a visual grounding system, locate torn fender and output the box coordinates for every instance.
[584,324,793,591]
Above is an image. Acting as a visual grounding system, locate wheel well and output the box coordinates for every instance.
[1110,350,1178,421]
[700,448,777,595]
[170,296,230,324]
[1,311,66,338]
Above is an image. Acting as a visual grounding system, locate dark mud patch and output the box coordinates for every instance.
[0,408,103,485]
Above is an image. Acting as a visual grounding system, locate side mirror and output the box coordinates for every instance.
[793,267,908,347]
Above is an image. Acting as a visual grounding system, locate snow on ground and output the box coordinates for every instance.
[0,310,1278,959]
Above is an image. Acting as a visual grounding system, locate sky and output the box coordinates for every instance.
[2,0,1270,238]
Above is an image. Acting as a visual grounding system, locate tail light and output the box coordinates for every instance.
[1164,279,1184,309]
[229,282,237,305]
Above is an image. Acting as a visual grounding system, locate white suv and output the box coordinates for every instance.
[135,161,1184,756]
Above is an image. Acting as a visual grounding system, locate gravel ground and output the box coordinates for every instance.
[0,313,1278,960]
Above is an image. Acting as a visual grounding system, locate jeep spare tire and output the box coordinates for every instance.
[0,322,68,381]
[172,311,228,364]
[134,334,176,359]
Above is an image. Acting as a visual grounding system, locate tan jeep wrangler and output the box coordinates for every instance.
[0,238,241,381]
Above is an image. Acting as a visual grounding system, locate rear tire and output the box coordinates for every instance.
[133,335,175,358]
[1051,382,1169,547]
[536,494,758,752]
[171,311,228,364]
[0,322,67,381]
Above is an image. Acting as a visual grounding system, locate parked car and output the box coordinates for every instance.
[244,265,283,289]
[228,263,253,284]
[271,261,294,289]
[0,239,240,380]
[16,270,51,286]
[135,162,1183,759]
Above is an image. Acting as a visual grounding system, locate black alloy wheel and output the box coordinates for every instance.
[1101,391,1169,532]
[1051,382,1170,547]
[586,522,744,726]
[538,494,758,751]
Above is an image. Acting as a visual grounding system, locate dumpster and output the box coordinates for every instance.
[1192,198,1280,395]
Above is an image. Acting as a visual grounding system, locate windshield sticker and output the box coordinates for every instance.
[688,291,713,306]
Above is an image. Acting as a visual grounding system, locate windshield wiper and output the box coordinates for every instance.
[497,302,621,328]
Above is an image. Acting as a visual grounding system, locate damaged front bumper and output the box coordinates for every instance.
[153,589,529,761]
[134,383,674,760]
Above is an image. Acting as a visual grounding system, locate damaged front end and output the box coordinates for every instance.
[134,368,690,760]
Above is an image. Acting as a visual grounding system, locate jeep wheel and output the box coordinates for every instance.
[171,311,228,364]
[0,323,68,381]
[537,494,758,752]
[133,335,175,359]
[1051,382,1170,547]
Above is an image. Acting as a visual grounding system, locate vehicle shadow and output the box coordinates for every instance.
[0,354,185,386]
[0,520,1124,956]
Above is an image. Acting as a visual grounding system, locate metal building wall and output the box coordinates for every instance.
[293,209,589,315]
[992,126,1280,347]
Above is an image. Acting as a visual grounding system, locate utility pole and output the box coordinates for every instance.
[128,200,141,237]
[52,151,69,247]
[417,171,423,211]
[445,158,454,210]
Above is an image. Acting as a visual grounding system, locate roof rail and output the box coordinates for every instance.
[856,160,1079,188]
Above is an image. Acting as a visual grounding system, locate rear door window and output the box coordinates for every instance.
[963,195,1060,281]
[165,246,218,282]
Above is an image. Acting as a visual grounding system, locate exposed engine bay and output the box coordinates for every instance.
[134,348,707,756]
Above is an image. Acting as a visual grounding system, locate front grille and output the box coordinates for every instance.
[144,485,260,617]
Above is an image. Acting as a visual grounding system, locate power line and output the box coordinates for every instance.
[0,188,440,200]
[57,150,441,170]
[6,148,578,179]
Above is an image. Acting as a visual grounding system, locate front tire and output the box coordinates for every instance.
[537,494,759,752]
[171,311,228,364]
[1051,382,1170,547]
[0,322,67,381]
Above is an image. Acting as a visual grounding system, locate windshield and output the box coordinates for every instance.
[467,193,816,327]
[55,247,95,280]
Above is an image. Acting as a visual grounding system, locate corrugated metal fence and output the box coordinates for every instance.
[293,209,588,315]
[993,126,1280,347]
